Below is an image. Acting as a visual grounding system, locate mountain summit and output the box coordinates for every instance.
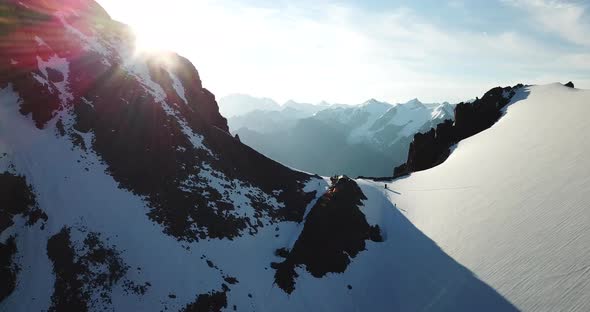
[0,1,343,310]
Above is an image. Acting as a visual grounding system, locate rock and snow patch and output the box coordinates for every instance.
[272,176,382,294]
[386,84,590,311]
[187,163,284,221]
[34,36,48,47]
[36,55,73,105]
[55,12,111,57]
[46,227,129,312]
[161,102,213,156]
[168,69,188,105]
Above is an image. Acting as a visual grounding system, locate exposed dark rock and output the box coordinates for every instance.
[394,84,523,177]
[0,236,18,302]
[368,225,384,242]
[46,228,88,312]
[0,3,57,128]
[565,81,574,88]
[46,67,64,83]
[182,289,228,312]
[122,280,151,296]
[73,100,96,133]
[165,55,229,133]
[25,208,48,226]
[46,227,129,312]
[273,176,383,293]
[0,172,43,233]
[0,172,42,303]
[274,247,289,258]
[55,119,66,136]
[223,276,239,285]
[69,132,87,151]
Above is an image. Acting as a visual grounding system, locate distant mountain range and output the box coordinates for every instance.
[217,94,281,117]
[219,95,454,177]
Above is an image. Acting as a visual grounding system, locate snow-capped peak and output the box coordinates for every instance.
[362,98,380,105]
[361,98,388,106]
[359,98,391,114]
[399,98,425,109]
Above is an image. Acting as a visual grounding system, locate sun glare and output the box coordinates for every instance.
[107,1,189,56]
[126,24,182,70]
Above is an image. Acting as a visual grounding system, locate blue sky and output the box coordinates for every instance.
[97,0,590,104]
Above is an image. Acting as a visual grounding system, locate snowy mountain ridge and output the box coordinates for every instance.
[0,1,342,310]
[1,1,588,312]
[379,83,590,311]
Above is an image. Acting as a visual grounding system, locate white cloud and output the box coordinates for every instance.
[503,0,590,46]
[98,0,590,104]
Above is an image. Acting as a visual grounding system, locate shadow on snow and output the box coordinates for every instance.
[358,184,519,311]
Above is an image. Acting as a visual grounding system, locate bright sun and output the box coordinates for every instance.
[98,0,190,55]
[97,1,221,57]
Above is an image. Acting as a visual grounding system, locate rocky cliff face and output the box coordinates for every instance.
[394,84,523,177]
[0,172,45,303]
[0,1,342,310]
[272,176,382,294]
[0,0,318,242]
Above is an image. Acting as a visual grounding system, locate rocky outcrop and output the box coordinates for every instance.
[394,84,523,177]
[46,227,129,312]
[0,172,46,233]
[0,237,17,302]
[146,55,229,132]
[0,172,44,302]
[0,0,317,243]
[272,176,382,293]
[564,81,574,88]
[182,289,228,312]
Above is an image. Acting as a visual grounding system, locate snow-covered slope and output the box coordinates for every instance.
[363,83,590,311]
